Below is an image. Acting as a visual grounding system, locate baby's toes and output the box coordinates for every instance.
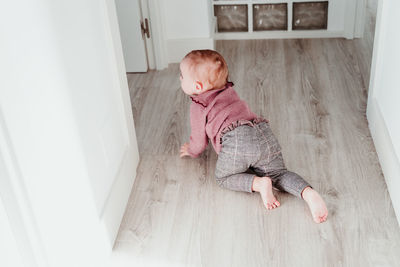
[319,211,328,222]
[313,216,321,223]
[268,203,274,210]
[270,201,280,209]
[314,215,326,223]
[270,200,280,209]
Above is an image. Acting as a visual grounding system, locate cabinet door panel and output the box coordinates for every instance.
[214,5,248,32]
[293,1,328,30]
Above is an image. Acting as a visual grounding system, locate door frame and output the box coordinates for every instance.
[147,0,168,70]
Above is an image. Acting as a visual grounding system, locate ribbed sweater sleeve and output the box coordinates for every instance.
[187,102,208,158]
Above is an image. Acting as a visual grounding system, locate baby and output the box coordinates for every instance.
[179,49,328,223]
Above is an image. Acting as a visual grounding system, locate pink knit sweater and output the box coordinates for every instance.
[187,82,262,157]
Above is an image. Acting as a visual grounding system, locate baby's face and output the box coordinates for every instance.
[179,60,198,96]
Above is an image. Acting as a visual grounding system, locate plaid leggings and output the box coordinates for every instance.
[215,121,311,198]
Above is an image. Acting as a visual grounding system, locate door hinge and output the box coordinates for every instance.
[140,18,150,39]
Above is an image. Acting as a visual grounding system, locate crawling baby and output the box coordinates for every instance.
[179,49,328,223]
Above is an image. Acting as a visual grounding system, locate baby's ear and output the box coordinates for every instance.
[195,81,203,91]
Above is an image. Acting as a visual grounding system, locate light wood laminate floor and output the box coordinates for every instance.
[113,3,400,266]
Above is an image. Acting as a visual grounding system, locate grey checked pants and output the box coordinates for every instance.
[215,121,311,198]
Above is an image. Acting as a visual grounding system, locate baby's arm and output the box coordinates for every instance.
[180,102,208,158]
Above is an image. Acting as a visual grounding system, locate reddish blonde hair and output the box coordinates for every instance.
[183,49,229,90]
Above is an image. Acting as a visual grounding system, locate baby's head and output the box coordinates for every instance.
[179,49,229,96]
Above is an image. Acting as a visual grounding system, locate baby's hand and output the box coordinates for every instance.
[180,143,190,158]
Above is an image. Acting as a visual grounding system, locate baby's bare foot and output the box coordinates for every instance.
[252,176,280,210]
[302,187,328,223]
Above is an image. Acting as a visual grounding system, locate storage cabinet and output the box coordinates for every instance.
[212,0,359,39]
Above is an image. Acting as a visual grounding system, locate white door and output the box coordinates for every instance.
[115,0,148,72]
[0,0,140,266]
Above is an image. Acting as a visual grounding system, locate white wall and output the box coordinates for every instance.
[164,0,211,39]
[367,0,400,224]
[152,0,361,66]
[162,0,215,63]
[328,0,347,32]
[0,0,139,266]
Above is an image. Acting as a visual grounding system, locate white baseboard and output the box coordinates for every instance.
[214,30,346,40]
[367,97,400,226]
[166,37,215,63]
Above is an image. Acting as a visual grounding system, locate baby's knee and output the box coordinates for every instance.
[267,168,288,180]
[215,176,224,187]
[214,175,227,188]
